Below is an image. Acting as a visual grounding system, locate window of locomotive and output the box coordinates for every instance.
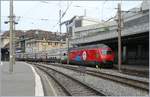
[101,49,112,55]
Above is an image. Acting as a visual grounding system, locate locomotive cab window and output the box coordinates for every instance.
[102,50,112,55]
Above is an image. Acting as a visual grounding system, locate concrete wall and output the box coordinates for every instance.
[82,19,100,27]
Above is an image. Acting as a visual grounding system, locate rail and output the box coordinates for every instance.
[41,63,149,92]
[33,63,107,96]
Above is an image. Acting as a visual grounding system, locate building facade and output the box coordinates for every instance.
[66,16,100,39]
[1,29,67,53]
[25,38,66,53]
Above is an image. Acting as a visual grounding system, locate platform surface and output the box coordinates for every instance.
[1,62,43,96]
[114,64,149,71]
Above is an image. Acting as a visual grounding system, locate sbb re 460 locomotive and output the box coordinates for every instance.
[62,44,115,68]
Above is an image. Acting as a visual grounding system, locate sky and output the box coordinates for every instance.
[1,0,143,33]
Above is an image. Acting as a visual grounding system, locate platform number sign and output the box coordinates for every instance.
[82,51,87,60]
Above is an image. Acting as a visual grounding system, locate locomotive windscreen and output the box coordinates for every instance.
[101,50,112,55]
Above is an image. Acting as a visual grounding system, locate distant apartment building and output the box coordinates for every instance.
[1,36,10,48]
[25,38,66,53]
[1,30,24,48]
[1,29,67,53]
[24,30,67,53]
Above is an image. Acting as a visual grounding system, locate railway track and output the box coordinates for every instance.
[38,62,149,92]
[34,63,106,96]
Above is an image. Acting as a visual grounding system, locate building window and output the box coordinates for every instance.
[48,42,52,45]
[75,20,81,28]
[69,27,72,33]
[55,42,58,45]
[60,43,63,46]
[52,43,55,47]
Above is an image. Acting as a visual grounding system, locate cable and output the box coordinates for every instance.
[51,1,73,31]
[101,0,107,21]
[61,1,72,19]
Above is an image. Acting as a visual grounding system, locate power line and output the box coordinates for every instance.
[2,16,58,22]
[51,1,72,31]
[61,1,72,19]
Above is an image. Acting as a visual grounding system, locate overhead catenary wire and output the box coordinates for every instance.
[5,1,44,28]
[101,0,119,21]
[61,1,72,19]
[51,1,72,31]
[16,1,61,24]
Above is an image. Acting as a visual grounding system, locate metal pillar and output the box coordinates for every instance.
[9,0,14,73]
[59,9,62,63]
[117,3,122,72]
[67,23,69,65]
[13,16,16,65]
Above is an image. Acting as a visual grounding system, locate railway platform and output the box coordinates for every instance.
[113,64,149,77]
[1,62,44,96]
[113,64,149,71]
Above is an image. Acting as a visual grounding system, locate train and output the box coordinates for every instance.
[16,44,115,68]
[68,44,114,67]
[16,48,67,63]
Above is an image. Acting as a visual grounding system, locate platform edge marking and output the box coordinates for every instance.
[26,63,44,96]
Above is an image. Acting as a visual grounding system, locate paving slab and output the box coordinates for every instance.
[1,62,43,96]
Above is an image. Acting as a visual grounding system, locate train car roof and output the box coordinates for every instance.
[70,44,109,51]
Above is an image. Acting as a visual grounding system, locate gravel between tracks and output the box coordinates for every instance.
[42,64,148,96]
[60,64,148,82]
[37,65,105,96]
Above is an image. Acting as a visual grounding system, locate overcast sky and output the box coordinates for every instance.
[1,0,142,33]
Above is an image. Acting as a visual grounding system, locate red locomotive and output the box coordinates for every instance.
[68,44,115,68]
